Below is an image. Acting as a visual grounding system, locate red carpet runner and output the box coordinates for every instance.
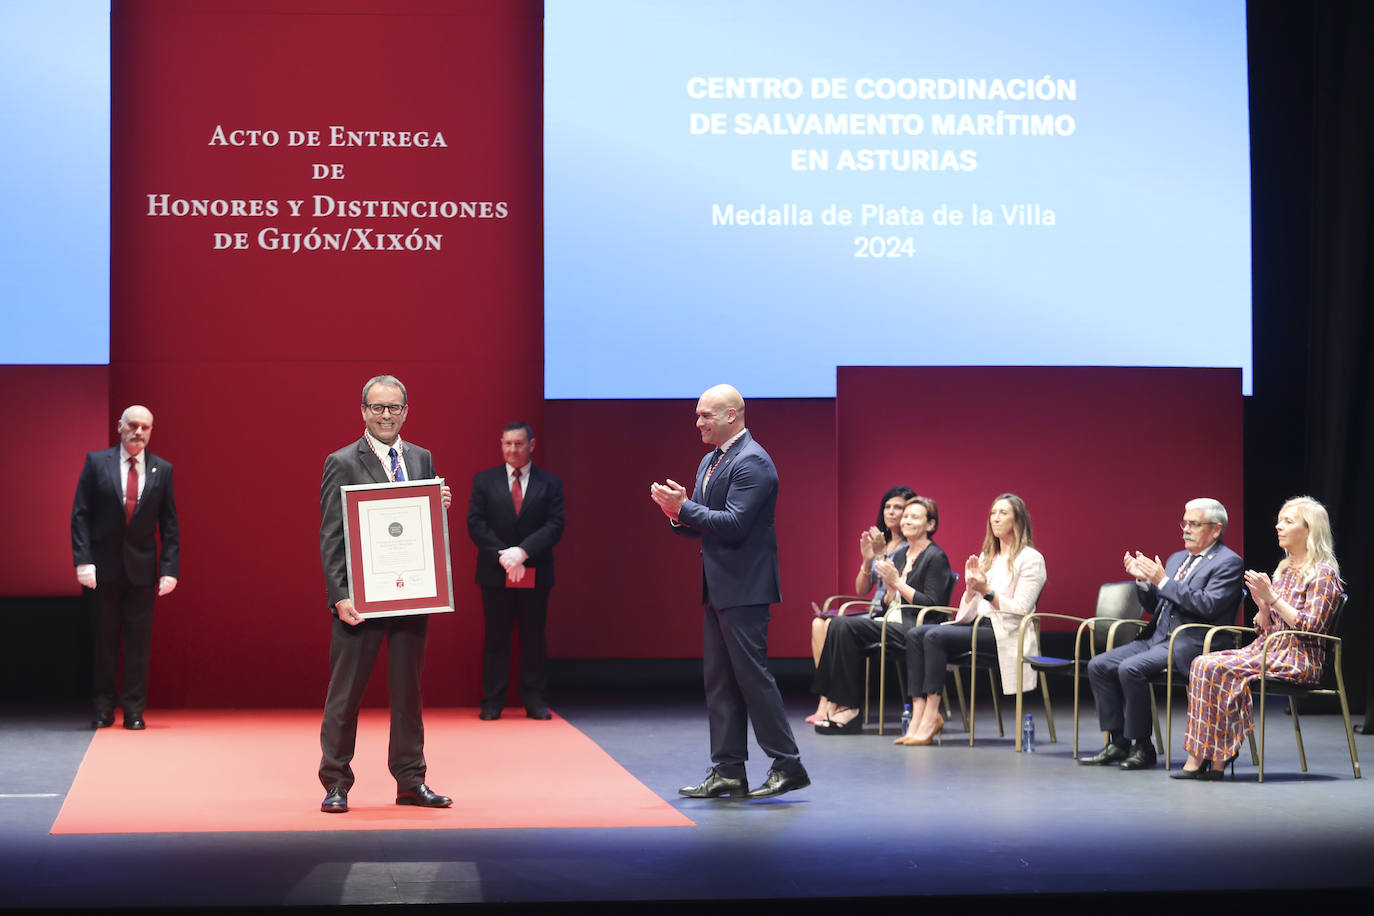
[51,709,693,834]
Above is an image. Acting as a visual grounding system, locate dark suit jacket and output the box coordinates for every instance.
[884,541,955,627]
[466,464,565,588]
[674,430,780,609]
[71,447,179,586]
[1137,542,1244,656]
[320,437,436,614]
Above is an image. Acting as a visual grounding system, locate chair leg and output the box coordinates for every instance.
[950,670,969,733]
[967,665,979,746]
[1258,681,1267,784]
[1164,675,1178,770]
[863,658,871,726]
[1246,732,1259,767]
[1288,698,1307,773]
[877,649,887,736]
[1335,672,1362,779]
[1072,665,1081,756]
[1040,674,1057,743]
[989,670,1004,738]
[1148,688,1165,755]
[1014,679,1024,752]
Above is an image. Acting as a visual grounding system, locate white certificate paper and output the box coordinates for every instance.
[357,495,437,600]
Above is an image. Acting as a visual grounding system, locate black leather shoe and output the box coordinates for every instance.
[525,705,552,720]
[479,707,502,721]
[123,715,146,731]
[396,784,452,808]
[1078,742,1128,765]
[1170,761,1212,781]
[678,768,747,799]
[321,787,349,813]
[747,766,811,799]
[92,713,114,729]
[1119,744,1158,770]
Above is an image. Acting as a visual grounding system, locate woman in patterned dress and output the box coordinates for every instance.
[1174,496,1343,780]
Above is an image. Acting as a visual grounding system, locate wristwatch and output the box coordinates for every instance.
[983,590,996,603]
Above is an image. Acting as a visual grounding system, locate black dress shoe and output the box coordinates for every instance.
[123,715,146,731]
[525,705,552,720]
[1078,743,1128,766]
[678,768,747,799]
[396,784,452,808]
[321,787,349,813]
[746,766,811,799]
[479,707,502,721]
[92,713,114,729]
[1119,744,1158,770]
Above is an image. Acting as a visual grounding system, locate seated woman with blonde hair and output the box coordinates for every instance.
[1174,496,1343,780]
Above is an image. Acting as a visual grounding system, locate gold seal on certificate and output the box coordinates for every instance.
[340,479,454,619]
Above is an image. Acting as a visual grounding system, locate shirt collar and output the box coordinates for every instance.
[120,446,144,467]
[363,430,404,464]
[717,427,748,455]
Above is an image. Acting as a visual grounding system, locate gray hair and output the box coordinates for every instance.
[1185,497,1228,534]
[361,375,407,405]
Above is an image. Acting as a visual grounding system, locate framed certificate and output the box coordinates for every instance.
[340,478,454,619]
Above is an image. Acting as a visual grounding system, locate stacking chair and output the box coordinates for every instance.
[863,601,963,734]
[1248,593,1359,782]
[863,573,961,734]
[1153,590,1248,769]
[1015,582,1148,754]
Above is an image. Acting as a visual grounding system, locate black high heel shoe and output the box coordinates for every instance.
[1170,760,1214,781]
[815,712,863,735]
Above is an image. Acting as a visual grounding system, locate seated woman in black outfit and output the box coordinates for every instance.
[812,496,955,734]
[806,485,915,724]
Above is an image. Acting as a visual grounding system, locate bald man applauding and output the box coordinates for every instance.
[651,384,810,800]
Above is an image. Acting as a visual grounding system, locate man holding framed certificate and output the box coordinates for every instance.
[317,374,453,814]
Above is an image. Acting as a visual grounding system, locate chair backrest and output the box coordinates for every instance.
[1092,581,1146,654]
[1315,592,1351,686]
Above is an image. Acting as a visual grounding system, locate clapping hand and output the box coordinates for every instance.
[964,555,987,594]
[874,558,899,588]
[1244,569,1276,606]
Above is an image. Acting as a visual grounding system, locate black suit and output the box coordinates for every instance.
[318,437,436,793]
[71,446,179,718]
[466,463,565,708]
[671,430,801,779]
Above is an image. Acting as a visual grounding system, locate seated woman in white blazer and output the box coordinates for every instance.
[895,493,1047,746]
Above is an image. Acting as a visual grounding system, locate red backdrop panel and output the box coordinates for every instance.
[542,398,838,660]
[105,0,543,706]
[837,366,1245,626]
[0,366,108,596]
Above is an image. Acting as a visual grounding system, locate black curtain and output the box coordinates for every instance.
[1246,0,1374,726]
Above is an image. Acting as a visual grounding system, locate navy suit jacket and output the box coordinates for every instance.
[71,446,179,586]
[467,464,565,588]
[673,430,781,609]
[1137,541,1244,656]
[320,437,436,613]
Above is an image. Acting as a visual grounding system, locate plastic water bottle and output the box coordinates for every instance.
[1022,713,1035,752]
[900,703,912,735]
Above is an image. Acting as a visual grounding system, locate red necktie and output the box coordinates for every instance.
[125,460,138,522]
[511,467,523,514]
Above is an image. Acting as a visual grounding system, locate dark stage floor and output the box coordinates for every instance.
[1,688,1371,911]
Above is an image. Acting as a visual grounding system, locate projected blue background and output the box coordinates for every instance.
[0,1,109,365]
[545,0,1252,398]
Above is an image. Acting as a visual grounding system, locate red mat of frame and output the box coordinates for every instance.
[50,709,693,834]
